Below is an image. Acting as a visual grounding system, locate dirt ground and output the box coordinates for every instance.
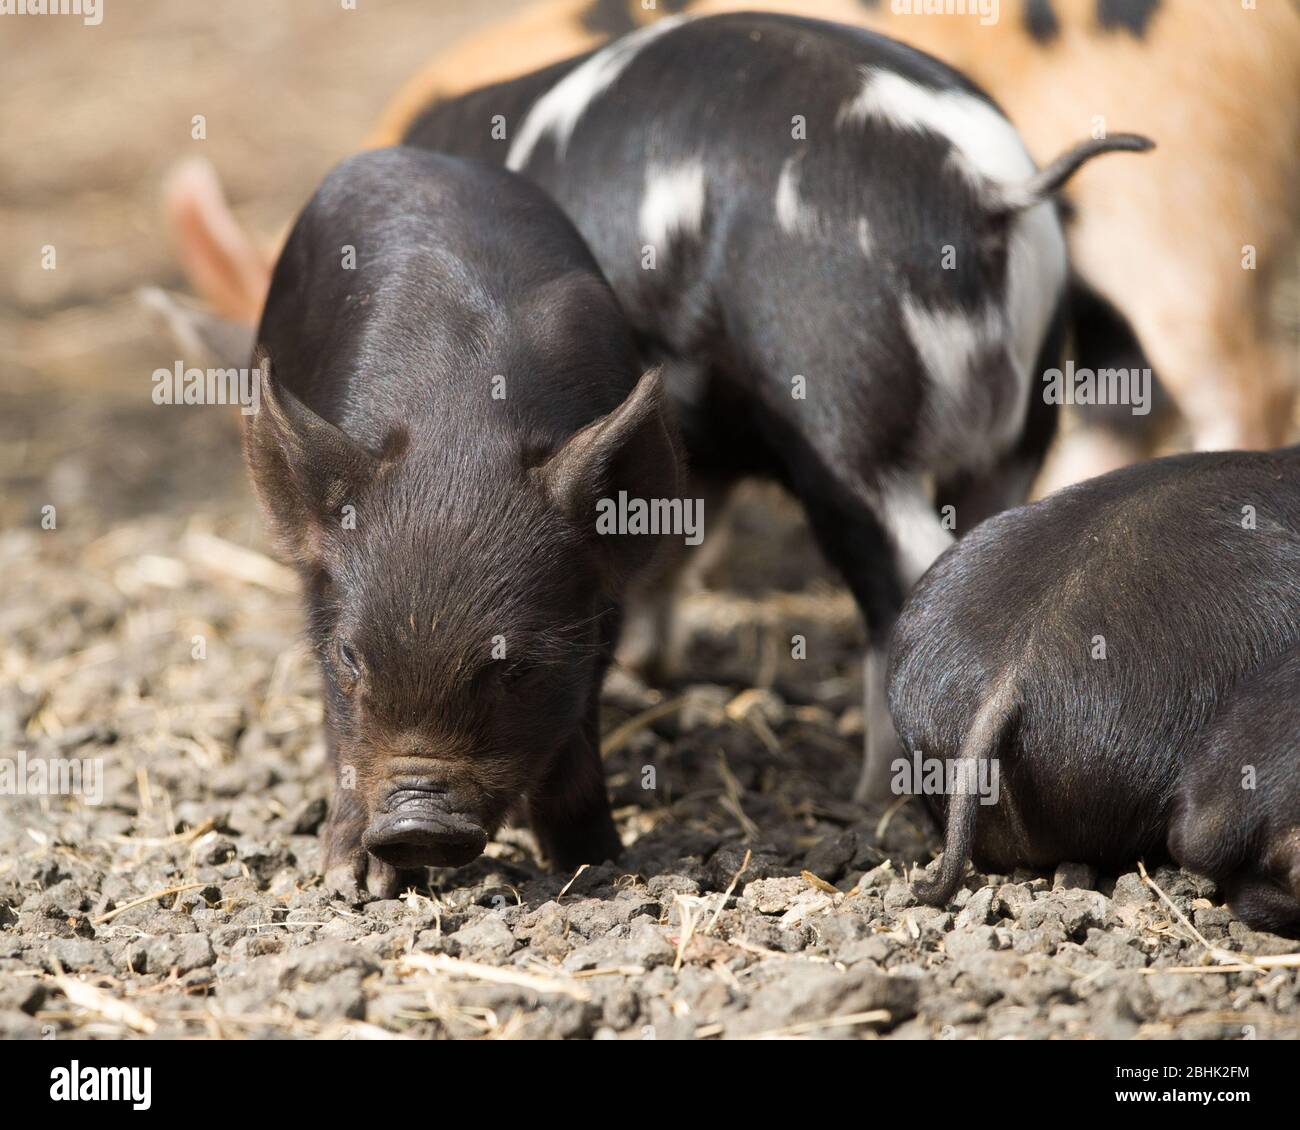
[3,1,1299,1041]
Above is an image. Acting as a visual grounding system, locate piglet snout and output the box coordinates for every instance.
[363,788,488,869]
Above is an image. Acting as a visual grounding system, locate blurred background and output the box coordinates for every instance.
[3,1,534,530]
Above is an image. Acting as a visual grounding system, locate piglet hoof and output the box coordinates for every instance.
[322,830,426,903]
[323,859,364,902]
[323,855,403,902]
[321,828,367,900]
[363,857,402,900]
[321,800,403,902]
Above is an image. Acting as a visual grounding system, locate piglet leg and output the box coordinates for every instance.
[854,478,955,802]
[321,766,405,901]
[528,731,622,872]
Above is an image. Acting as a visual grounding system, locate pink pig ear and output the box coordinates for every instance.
[163,157,272,323]
[242,351,388,565]
[535,367,684,582]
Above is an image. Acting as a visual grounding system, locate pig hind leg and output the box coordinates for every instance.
[860,477,954,802]
[936,376,1057,534]
[615,477,735,683]
[793,460,952,804]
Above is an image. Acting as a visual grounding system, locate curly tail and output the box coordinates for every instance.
[912,676,1018,907]
[994,133,1155,212]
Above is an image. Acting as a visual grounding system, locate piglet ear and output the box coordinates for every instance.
[537,367,684,581]
[242,350,384,564]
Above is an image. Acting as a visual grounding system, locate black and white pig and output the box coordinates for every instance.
[248,148,683,897]
[890,445,1300,931]
[1171,645,1300,934]
[397,11,1151,801]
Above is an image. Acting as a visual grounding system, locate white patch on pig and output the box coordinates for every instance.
[901,297,1028,462]
[876,476,954,588]
[857,477,955,802]
[639,161,707,250]
[774,155,822,237]
[507,16,687,170]
[1004,200,1067,408]
[837,68,1036,190]
[855,216,873,257]
[841,67,1067,460]
[901,299,1001,401]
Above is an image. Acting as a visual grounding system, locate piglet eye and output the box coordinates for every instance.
[336,640,362,680]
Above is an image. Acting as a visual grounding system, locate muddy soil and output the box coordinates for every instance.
[2,1,1298,1040]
